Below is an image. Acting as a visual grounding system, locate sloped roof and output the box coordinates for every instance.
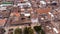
[0,18,7,26]
[6,0,13,1]
[10,12,20,17]
[2,2,13,4]
[36,7,52,14]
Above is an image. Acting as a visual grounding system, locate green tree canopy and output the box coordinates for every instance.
[34,26,42,32]
[24,27,34,34]
[41,29,45,34]
[0,28,6,34]
[14,28,22,34]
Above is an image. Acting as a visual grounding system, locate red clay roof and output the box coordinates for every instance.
[36,7,52,14]
[0,18,7,26]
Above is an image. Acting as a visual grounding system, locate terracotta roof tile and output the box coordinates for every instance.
[36,7,51,14]
[0,18,7,26]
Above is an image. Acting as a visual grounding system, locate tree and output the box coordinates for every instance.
[24,27,28,34]
[41,29,45,34]
[24,27,34,34]
[14,28,22,34]
[0,28,6,34]
[34,25,45,34]
[34,26,42,34]
[28,27,34,34]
